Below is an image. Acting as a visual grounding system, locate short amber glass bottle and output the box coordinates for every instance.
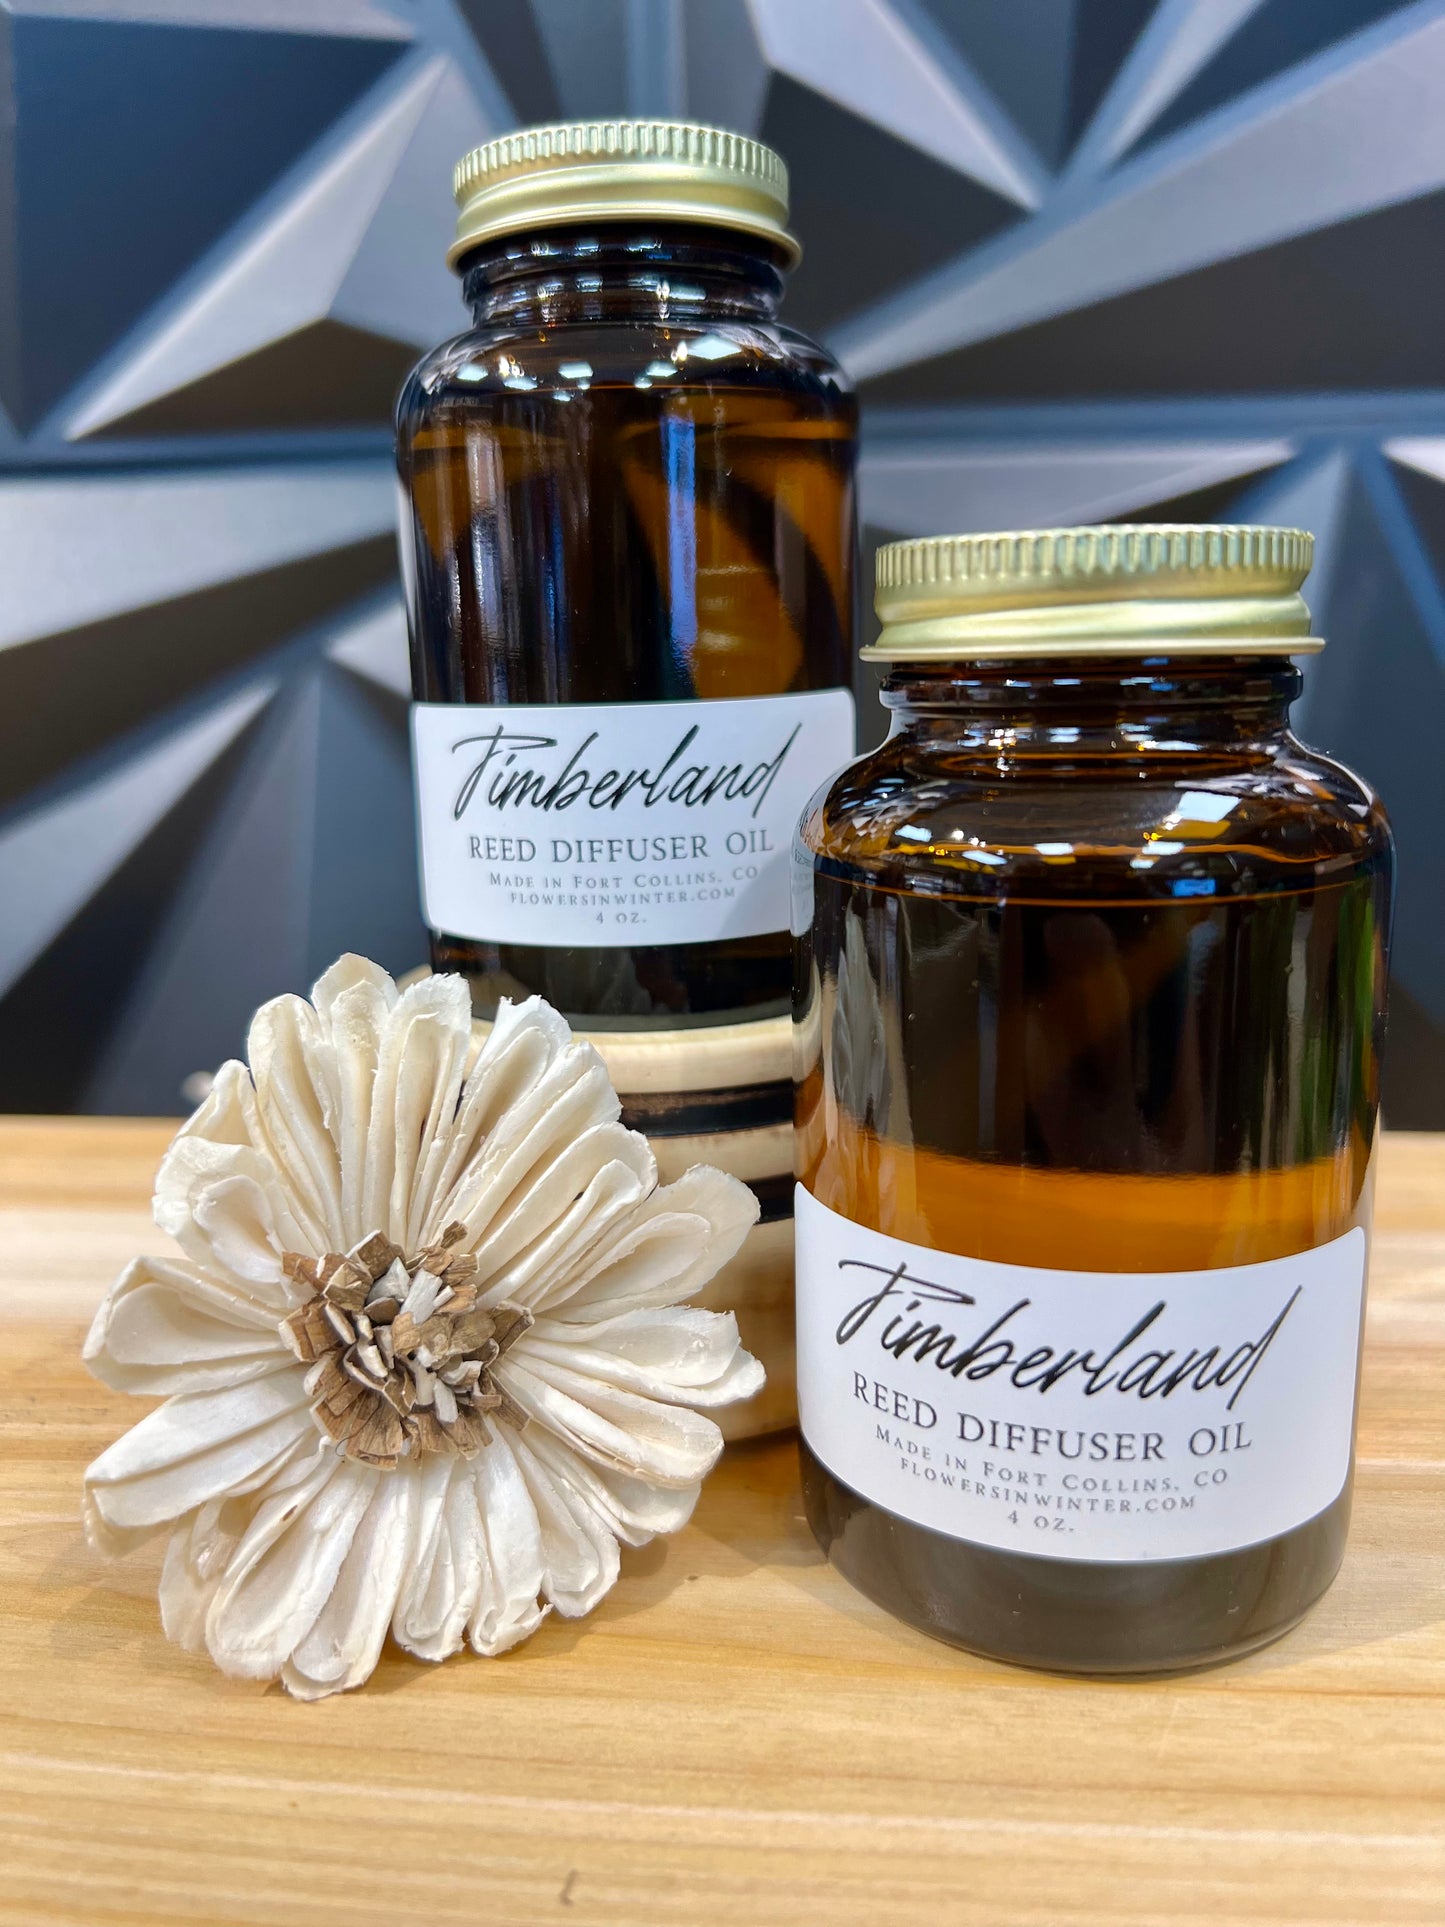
[793,526,1393,1674]
[398,121,856,1026]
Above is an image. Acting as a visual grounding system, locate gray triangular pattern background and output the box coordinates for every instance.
[0,0,1438,1124]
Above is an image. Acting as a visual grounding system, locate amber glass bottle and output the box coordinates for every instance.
[398,121,855,1026]
[793,526,1393,1674]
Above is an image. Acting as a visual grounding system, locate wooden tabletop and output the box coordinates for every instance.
[0,1118,1441,1927]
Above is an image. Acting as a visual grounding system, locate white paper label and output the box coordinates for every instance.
[412,690,855,948]
[795,1186,1367,1563]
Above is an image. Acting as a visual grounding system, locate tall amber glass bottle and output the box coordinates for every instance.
[793,526,1393,1673]
[398,121,856,1026]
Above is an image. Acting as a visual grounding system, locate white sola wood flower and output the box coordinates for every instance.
[83,956,762,1699]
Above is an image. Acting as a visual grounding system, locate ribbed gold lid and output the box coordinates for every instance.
[449,119,797,270]
[869,525,1322,661]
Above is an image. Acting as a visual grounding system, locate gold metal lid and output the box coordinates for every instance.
[449,119,797,270]
[868,525,1322,661]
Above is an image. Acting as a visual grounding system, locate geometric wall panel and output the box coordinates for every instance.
[761,76,1024,339]
[1290,454,1445,1122]
[325,594,412,698]
[834,5,1445,382]
[77,664,423,1117]
[858,436,1293,537]
[0,462,396,650]
[0,3,408,429]
[0,726,264,1114]
[0,682,273,998]
[63,52,489,440]
[0,530,398,809]
[1066,0,1274,174]
[73,321,422,438]
[1138,0,1418,151]
[0,0,1440,1127]
[920,0,1158,170]
[857,191,1445,402]
[743,0,1046,204]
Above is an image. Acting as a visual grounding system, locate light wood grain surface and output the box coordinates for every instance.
[0,1118,1441,1927]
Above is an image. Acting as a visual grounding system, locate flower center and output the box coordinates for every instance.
[278,1223,532,1470]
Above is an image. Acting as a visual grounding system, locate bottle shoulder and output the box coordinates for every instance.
[797,732,1393,898]
[397,312,853,428]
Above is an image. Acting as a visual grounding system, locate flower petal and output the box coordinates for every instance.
[531,1211,711,1322]
[468,1123,655,1290]
[281,1470,415,1698]
[88,1249,278,1347]
[159,1447,323,1649]
[384,979,478,1244]
[523,1425,699,1546]
[176,1058,254,1151]
[357,974,471,1247]
[548,1166,758,1320]
[245,991,345,1249]
[499,1355,724,1488]
[436,1043,624,1255]
[467,1430,546,1657]
[81,1486,159,1560]
[204,1457,378,1681]
[392,1455,475,1664]
[314,960,396,1247]
[476,1133,655,1310]
[153,1138,308,1298]
[524,1305,765,1409]
[85,1257,285,1397]
[512,1430,620,1619]
[424,996,578,1213]
[310,953,398,1030]
[84,1368,312,1534]
[441,1458,489,1631]
[160,1512,222,1653]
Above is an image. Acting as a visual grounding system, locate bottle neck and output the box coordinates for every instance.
[459,224,788,330]
[880,657,1301,764]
